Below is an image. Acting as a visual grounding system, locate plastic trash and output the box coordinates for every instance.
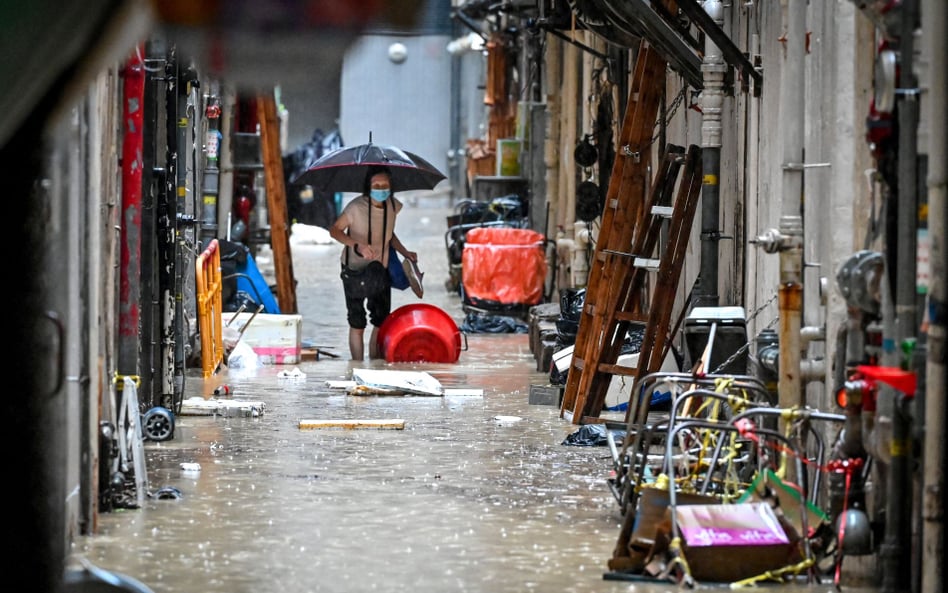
[227,340,260,369]
[561,424,627,447]
[493,415,522,424]
[460,311,529,334]
[277,367,307,379]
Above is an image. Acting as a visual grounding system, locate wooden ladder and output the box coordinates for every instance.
[559,42,703,425]
[257,93,298,314]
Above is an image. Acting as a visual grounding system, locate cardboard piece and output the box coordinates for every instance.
[631,487,718,551]
[351,368,444,396]
[674,502,796,583]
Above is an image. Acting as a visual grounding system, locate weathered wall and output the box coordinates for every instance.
[339,34,453,197]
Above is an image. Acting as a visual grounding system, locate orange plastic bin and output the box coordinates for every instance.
[461,227,547,306]
[376,304,464,363]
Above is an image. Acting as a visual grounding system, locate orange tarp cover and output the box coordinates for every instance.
[461,227,547,305]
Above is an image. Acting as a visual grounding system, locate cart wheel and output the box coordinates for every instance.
[142,407,175,442]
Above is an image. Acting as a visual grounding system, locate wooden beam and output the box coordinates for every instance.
[256,93,298,313]
[298,419,406,430]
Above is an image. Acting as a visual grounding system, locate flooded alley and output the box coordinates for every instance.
[73,201,878,593]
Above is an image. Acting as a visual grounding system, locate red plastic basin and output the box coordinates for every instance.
[376,304,462,363]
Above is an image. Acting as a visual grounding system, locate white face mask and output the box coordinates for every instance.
[370,188,390,202]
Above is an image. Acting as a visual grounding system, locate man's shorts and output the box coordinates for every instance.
[344,285,391,329]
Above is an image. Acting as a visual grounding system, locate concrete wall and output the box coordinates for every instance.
[657,2,874,405]
[340,34,453,198]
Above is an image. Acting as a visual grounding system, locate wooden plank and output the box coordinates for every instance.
[348,385,413,396]
[298,419,406,430]
[598,363,638,376]
[300,346,340,361]
[257,93,298,314]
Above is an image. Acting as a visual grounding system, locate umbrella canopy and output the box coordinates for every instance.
[291,142,446,193]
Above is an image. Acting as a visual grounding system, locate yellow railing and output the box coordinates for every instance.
[195,239,224,378]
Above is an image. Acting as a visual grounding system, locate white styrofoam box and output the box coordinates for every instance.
[550,344,679,410]
[223,313,302,364]
[552,345,574,373]
[604,350,679,410]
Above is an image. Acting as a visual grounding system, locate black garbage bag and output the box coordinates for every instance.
[549,357,568,385]
[452,195,527,226]
[485,194,527,222]
[555,288,586,347]
[228,290,261,313]
[561,423,627,447]
[283,128,343,228]
[560,287,586,320]
[460,311,529,334]
[621,324,645,355]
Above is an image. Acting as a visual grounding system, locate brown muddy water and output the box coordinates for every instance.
[72,202,879,593]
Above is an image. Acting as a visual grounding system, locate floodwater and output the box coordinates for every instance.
[73,199,879,593]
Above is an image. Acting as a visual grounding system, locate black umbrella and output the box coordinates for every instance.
[291,142,446,193]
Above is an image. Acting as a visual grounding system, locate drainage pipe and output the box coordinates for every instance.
[118,46,145,378]
[559,38,578,236]
[544,34,562,263]
[920,2,946,592]
[880,2,919,591]
[747,0,808,485]
[893,0,920,356]
[696,0,725,307]
[172,59,191,408]
[778,0,807,419]
[201,86,221,242]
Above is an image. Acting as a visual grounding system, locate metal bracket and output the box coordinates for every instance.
[620,145,641,162]
[633,257,660,271]
[782,162,832,171]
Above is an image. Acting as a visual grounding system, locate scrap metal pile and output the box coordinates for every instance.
[601,371,869,588]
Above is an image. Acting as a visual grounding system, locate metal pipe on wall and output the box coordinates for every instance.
[920,2,946,592]
[559,37,578,235]
[201,84,221,242]
[696,0,725,308]
[118,46,145,377]
[173,60,190,406]
[544,33,562,253]
[217,85,236,240]
[778,0,807,417]
[752,0,806,473]
[894,0,920,349]
[880,2,920,591]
